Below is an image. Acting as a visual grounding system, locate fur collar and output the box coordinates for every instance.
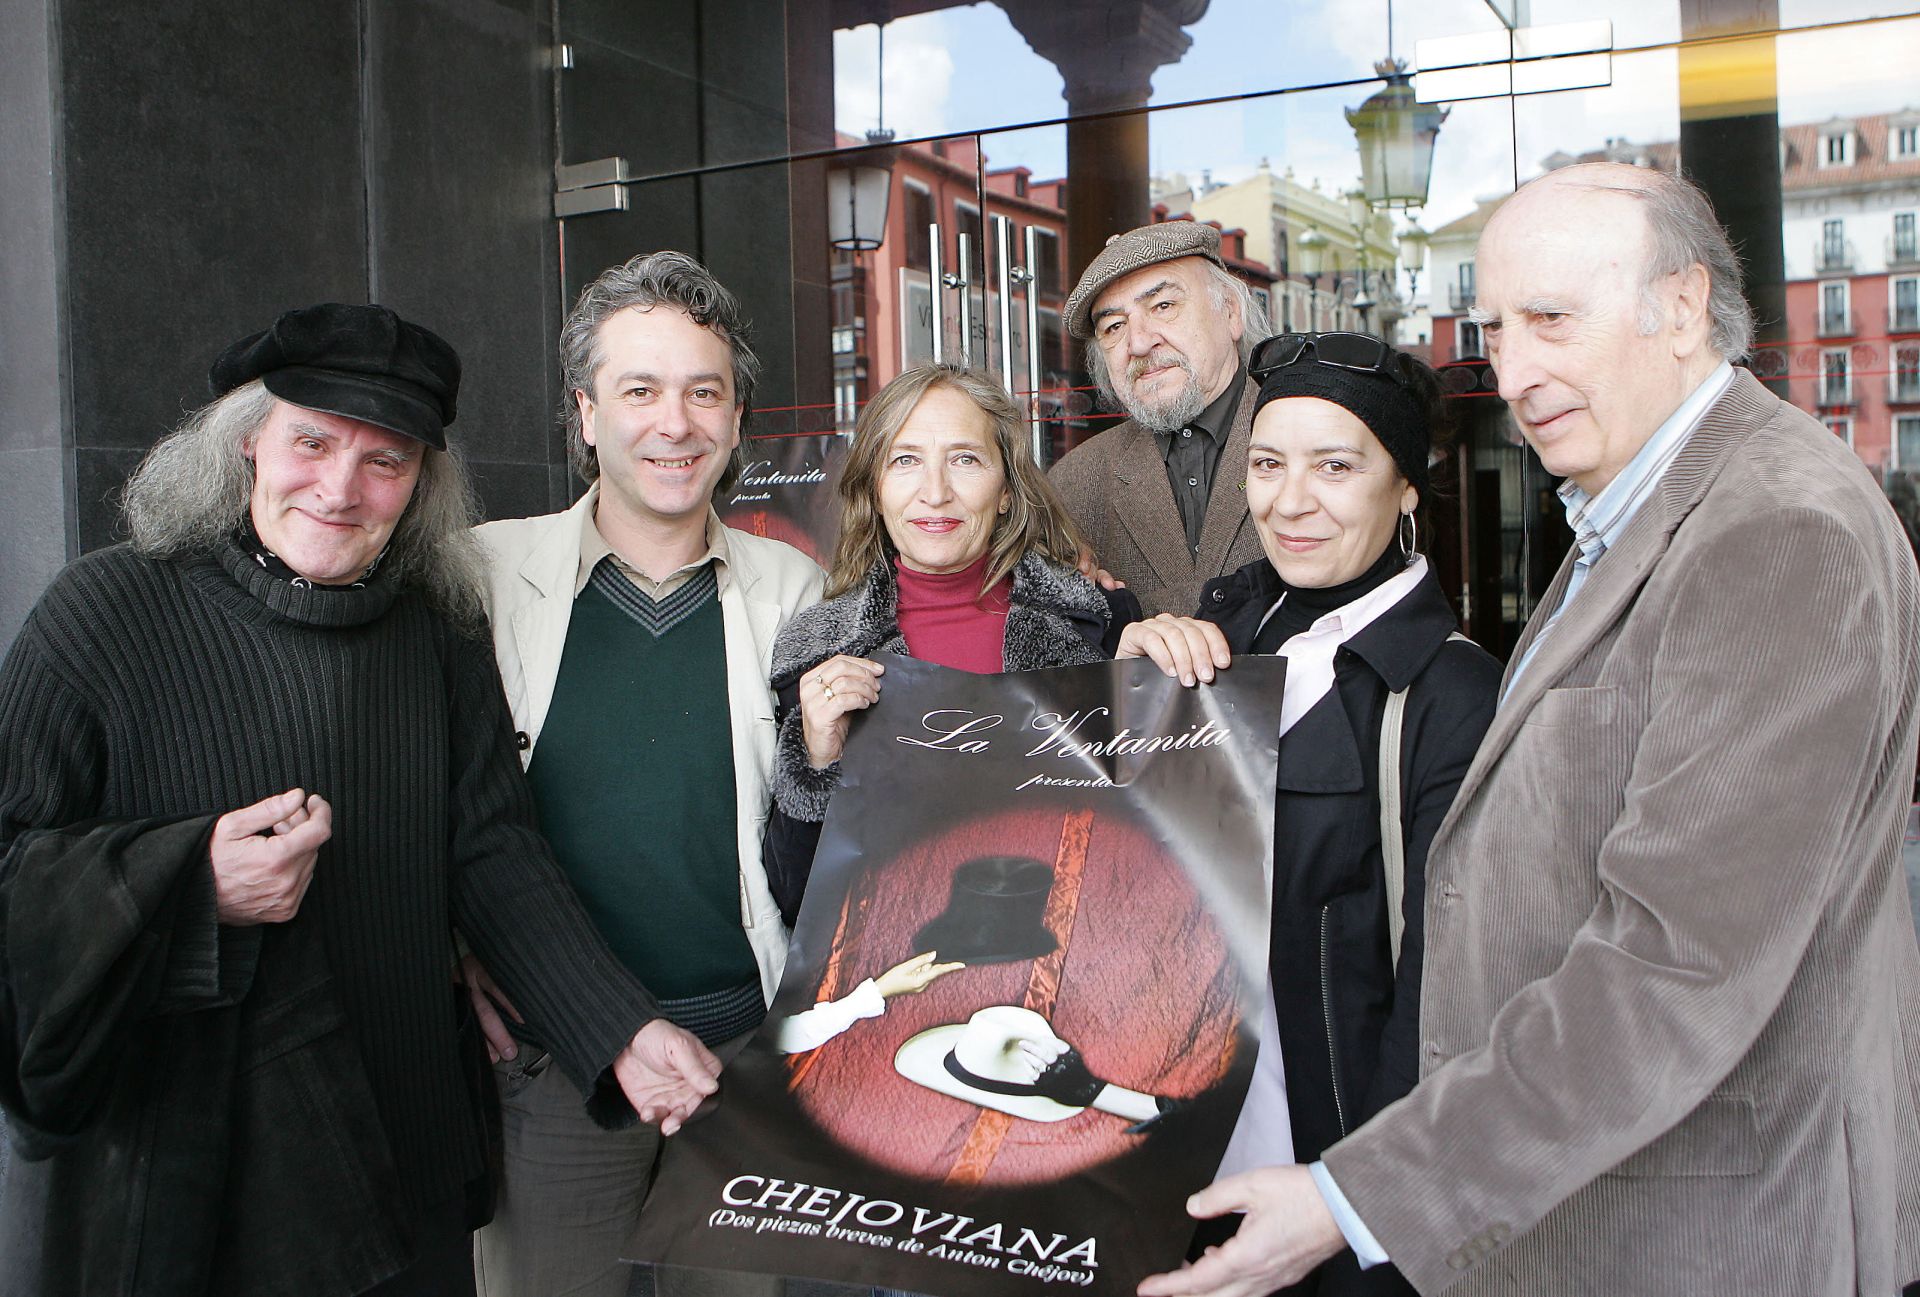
[770,552,1112,688]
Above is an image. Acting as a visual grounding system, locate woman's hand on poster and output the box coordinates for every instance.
[1136,1165,1347,1297]
[872,950,966,999]
[1117,615,1233,687]
[800,654,885,769]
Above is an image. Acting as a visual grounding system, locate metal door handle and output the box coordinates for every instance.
[928,222,946,365]
[948,231,974,368]
[1021,223,1044,467]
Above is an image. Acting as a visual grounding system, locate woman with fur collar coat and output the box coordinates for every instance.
[763,365,1139,917]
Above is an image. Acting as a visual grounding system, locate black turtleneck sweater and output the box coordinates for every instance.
[0,540,656,1273]
[1250,544,1407,652]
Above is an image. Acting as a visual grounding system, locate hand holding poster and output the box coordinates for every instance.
[630,654,1285,1295]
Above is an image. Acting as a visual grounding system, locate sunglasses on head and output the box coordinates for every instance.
[1248,332,1413,387]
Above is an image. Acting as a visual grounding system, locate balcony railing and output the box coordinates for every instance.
[1820,378,1853,406]
[1814,239,1857,274]
[1890,234,1920,270]
[1447,284,1476,312]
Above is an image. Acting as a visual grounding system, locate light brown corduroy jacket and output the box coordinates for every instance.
[1048,376,1266,618]
[1322,368,1920,1295]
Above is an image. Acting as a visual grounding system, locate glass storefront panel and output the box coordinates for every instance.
[551,0,1920,655]
[830,0,1460,153]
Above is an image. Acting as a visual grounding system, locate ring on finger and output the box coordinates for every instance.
[820,678,836,700]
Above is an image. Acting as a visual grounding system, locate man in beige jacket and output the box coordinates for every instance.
[1142,166,1920,1296]
[467,251,823,1297]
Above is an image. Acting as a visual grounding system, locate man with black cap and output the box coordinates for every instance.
[1049,219,1272,617]
[0,303,713,1296]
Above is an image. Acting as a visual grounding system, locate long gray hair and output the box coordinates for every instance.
[1083,258,1272,411]
[121,379,487,627]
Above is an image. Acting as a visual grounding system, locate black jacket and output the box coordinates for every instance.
[0,543,654,1295]
[1199,559,1499,1293]
[762,553,1139,917]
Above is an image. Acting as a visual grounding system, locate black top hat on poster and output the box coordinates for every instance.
[913,856,1059,964]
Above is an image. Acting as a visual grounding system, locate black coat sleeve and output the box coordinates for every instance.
[0,619,250,1156]
[442,633,661,1126]
[1099,586,1145,657]
[762,673,836,924]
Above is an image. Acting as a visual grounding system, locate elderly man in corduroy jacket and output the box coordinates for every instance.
[1142,166,1920,1297]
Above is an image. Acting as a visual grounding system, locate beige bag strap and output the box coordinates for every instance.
[1380,632,1469,971]
[1379,688,1410,970]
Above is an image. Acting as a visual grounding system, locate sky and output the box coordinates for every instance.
[832,0,1920,237]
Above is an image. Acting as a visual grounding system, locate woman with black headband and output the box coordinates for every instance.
[1121,333,1501,1297]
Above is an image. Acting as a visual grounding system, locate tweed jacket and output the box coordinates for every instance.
[1048,375,1267,618]
[1321,368,1920,1296]
[473,485,825,1003]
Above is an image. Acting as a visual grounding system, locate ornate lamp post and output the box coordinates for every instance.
[1346,58,1450,211]
[1399,221,1430,301]
[1297,227,1327,332]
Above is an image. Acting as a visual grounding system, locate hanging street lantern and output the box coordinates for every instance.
[1296,226,1328,287]
[1346,58,1449,211]
[828,128,897,252]
[1398,221,1430,299]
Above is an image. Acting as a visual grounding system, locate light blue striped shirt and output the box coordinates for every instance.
[1504,362,1734,698]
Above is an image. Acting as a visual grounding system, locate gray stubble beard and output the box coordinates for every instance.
[1120,362,1209,434]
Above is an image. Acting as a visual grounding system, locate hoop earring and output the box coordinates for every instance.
[1398,510,1418,562]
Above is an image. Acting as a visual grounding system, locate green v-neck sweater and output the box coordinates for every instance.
[526,566,759,1022]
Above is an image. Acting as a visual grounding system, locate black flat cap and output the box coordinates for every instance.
[209,303,460,449]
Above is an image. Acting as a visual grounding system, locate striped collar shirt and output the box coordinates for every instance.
[1505,361,1733,696]
[574,505,733,601]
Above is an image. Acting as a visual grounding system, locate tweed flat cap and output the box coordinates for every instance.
[1064,220,1226,339]
[209,303,460,449]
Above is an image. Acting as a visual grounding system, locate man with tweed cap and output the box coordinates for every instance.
[1048,220,1270,617]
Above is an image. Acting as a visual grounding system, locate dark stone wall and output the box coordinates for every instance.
[554,0,833,433]
[0,0,568,650]
[0,0,76,648]
[366,0,569,517]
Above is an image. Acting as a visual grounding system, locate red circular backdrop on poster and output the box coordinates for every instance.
[784,803,1241,1187]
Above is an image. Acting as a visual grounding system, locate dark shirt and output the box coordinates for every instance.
[1152,364,1246,554]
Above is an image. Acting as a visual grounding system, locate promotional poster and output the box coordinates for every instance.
[718,431,846,565]
[630,654,1286,1296]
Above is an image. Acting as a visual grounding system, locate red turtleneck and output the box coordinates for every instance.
[894,553,1012,674]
